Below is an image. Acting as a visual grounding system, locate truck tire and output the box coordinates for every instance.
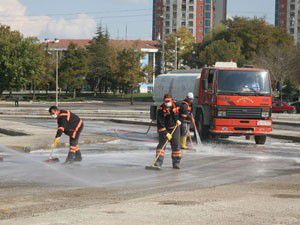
[196,110,210,142]
[254,135,267,145]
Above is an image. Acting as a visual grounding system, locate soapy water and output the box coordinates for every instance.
[1,120,300,191]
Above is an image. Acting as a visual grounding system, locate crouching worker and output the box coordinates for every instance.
[179,92,194,149]
[49,106,84,163]
[155,94,182,169]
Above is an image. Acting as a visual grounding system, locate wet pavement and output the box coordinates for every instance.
[1,120,300,196]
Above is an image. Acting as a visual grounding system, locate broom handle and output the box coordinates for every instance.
[49,145,55,159]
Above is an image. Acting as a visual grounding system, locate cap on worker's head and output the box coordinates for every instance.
[187,92,194,100]
[163,94,173,102]
[48,105,59,113]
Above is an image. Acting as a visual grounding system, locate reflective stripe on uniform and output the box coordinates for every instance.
[59,111,70,121]
[158,128,166,132]
[58,127,65,132]
[72,119,83,139]
[172,151,182,157]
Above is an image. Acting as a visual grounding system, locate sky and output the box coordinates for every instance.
[0,0,275,40]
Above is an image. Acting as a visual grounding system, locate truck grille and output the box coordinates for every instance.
[222,107,262,119]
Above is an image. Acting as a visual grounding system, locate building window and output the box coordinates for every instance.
[189,13,194,19]
[166,29,170,34]
[189,6,194,11]
[205,20,210,26]
[189,0,194,4]
[188,21,193,27]
[182,13,186,18]
[182,21,186,26]
[189,29,194,33]
[166,14,170,19]
[165,21,170,27]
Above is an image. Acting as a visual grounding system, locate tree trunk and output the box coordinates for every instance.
[32,80,36,101]
[73,89,76,99]
[130,88,134,105]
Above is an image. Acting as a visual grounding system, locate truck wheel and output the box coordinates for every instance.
[254,135,267,145]
[196,111,210,142]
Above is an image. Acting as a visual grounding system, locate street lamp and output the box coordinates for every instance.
[159,3,166,74]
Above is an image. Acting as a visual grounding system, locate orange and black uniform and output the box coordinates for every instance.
[156,102,181,167]
[179,100,193,137]
[56,110,84,155]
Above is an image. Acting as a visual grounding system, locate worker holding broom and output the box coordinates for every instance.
[49,106,84,163]
[152,94,182,169]
[179,93,194,150]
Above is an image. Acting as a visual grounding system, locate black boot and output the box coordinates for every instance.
[65,152,75,164]
[74,150,82,162]
[173,163,180,169]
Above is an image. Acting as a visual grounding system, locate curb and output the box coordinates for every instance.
[268,134,300,143]
[273,121,300,127]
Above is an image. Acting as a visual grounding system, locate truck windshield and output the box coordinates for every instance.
[217,70,271,96]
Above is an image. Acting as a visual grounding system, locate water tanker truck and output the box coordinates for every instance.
[150,62,272,145]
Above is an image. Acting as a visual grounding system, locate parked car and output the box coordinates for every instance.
[272,101,296,114]
[291,102,300,113]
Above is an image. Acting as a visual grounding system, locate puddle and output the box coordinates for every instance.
[273,194,300,199]
[0,128,28,136]
[159,200,199,206]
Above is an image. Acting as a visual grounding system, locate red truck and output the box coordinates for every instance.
[151,62,273,145]
[195,63,272,144]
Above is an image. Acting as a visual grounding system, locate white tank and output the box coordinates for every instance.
[153,70,202,105]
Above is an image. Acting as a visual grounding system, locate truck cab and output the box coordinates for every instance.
[195,62,272,144]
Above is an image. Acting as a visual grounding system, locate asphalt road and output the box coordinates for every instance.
[1,120,299,193]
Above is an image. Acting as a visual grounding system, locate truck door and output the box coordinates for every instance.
[204,69,215,104]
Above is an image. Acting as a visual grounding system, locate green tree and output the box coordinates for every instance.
[0,25,47,96]
[164,27,195,71]
[197,39,244,67]
[59,43,88,98]
[0,25,26,94]
[23,37,47,100]
[189,17,293,68]
[87,25,114,95]
[116,48,143,105]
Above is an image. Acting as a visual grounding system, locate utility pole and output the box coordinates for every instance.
[55,50,59,107]
[175,37,178,70]
[161,1,166,74]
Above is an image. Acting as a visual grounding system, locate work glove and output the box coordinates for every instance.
[166,133,172,141]
[53,138,60,147]
[176,120,182,126]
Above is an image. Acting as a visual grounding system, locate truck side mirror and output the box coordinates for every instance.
[203,79,208,90]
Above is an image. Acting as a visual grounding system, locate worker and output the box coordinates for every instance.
[49,106,84,163]
[155,94,182,169]
[179,93,194,149]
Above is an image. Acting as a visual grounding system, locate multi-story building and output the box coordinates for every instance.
[152,0,227,43]
[275,0,300,43]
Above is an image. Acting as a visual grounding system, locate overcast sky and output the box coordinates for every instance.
[0,0,275,40]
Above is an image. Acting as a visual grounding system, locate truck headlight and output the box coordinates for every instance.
[217,111,227,117]
[257,121,272,126]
